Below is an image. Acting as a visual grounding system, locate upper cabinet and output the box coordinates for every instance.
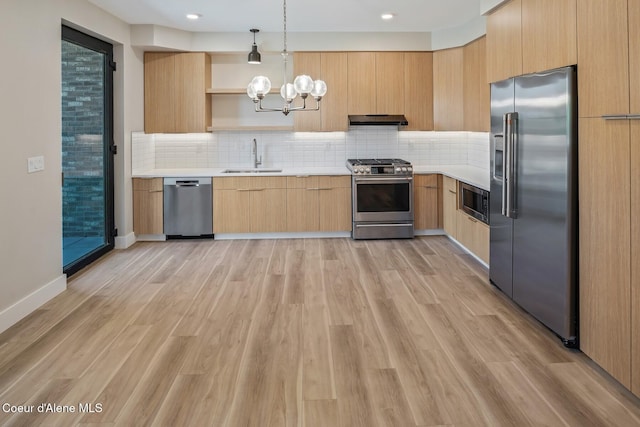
[433,47,464,131]
[404,52,434,131]
[375,52,405,114]
[463,37,490,132]
[486,0,522,83]
[347,52,377,115]
[293,52,348,132]
[577,0,636,117]
[144,52,211,133]
[521,0,577,74]
[486,0,577,83]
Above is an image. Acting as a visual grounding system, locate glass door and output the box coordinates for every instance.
[61,26,115,276]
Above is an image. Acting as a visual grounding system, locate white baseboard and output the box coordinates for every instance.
[0,274,67,335]
[414,229,446,236]
[135,234,166,242]
[115,231,137,249]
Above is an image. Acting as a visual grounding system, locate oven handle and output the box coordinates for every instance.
[354,223,413,228]
[354,177,413,184]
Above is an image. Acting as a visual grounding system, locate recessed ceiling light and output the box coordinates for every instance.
[186,13,201,20]
[381,13,395,20]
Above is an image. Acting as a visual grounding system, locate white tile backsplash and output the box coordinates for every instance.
[131,129,490,173]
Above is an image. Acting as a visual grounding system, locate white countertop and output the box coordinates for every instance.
[133,165,489,191]
[413,165,490,190]
[132,167,351,178]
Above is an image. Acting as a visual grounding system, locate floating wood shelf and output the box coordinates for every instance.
[207,126,294,132]
[206,88,247,94]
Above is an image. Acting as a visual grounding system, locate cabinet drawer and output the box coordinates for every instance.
[133,177,163,192]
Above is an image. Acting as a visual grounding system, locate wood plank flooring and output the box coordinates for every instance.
[1,236,639,426]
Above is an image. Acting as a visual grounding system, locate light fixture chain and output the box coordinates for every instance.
[283,0,287,53]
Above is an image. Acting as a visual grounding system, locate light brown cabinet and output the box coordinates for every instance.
[213,177,287,233]
[347,52,405,115]
[144,52,211,133]
[486,0,522,83]
[442,176,458,238]
[577,0,640,397]
[577,0,636,117]
[463,37,490,132]
[293,52,348,132]
[286,175,351,232]
[414,174,441,230]
[486,0,577,83]
[521,0,577,74]
[433,48,464,131]
[404,52,434,131]
[455,211,490,264]
[133,178,164,235]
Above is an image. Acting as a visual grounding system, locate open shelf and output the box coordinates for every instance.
[206,88,247,95]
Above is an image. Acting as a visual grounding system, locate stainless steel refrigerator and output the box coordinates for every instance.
[489,66,578,347]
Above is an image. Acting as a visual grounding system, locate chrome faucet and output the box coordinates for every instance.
[251,138,262,169]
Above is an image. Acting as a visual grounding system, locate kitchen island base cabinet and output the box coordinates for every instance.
[442,176,458,238]
[133,178,164,235]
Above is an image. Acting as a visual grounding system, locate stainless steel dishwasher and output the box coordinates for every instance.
[163,177,213,238]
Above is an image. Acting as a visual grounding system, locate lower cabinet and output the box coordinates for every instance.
[414,174,441,229]
[455,210,490,264]
[214,175,351,234]
[213,176,287,233]
[133,178,164,235]
[442,176,458,237]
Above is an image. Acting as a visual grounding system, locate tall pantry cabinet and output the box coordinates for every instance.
[577,0,640,395]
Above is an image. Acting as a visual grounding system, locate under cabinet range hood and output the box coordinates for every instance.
[348,114,408,127]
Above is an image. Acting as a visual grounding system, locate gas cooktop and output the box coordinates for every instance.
[346,158,413,175]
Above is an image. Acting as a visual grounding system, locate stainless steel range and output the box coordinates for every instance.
[346,158,414,240]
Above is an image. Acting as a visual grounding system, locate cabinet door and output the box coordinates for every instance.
[375,52,404,114]
[294,52,322,132]
[414,174,440,230]
[486,0,522,83]
[463,37,490,132]
[318,176,352,232]
[631,121,640,395]
[347,52,376,114]
[577,0,629,117]
[522,0,577,74]
[630,0,640,114]
[321,52,349,131]
[286,176,319,232]
[144,53,176,133]
[404,52,434,131]
[213,189,251,233]
[175,53,211,133]
[442,176,458,238]
[133,178,164,234]
[251,189,287,232]
[456,211,490,263]
[433,48,464,131]
[579,118,631,388]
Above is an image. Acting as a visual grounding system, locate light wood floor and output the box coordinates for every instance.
[1,237,639,426]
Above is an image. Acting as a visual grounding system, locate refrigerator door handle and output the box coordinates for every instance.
[504,112,518,219]
[509,112,519,218]
[492,133,504,181]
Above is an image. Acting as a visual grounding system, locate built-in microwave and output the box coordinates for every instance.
[459,182,489,224]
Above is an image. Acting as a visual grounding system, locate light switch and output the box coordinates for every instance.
[28,156,45,173]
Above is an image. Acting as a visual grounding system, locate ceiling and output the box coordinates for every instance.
[87,0,483,33]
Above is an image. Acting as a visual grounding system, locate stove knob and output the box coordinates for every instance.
[396,167,401,173]
[401,167,407,172]
[365,167,371,173]
[358,167,365,173]
[407,166,413,172]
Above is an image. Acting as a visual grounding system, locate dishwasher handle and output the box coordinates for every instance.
[175,180,200,187]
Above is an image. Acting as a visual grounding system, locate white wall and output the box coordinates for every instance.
[0,0,143,332]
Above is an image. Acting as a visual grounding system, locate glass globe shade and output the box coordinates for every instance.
[246,83,257,99]
[293,75,314,94]
[280,83,298,102]
[250,76,271,96]
[310,80,327,98]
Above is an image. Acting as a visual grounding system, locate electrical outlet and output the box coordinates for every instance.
[28,156,45,173]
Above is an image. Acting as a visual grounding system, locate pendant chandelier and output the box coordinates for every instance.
[246,0,327,115]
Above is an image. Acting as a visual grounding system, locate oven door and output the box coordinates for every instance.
[352,176,414,223]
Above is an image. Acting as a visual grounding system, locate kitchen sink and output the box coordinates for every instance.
[221,168,283,174]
